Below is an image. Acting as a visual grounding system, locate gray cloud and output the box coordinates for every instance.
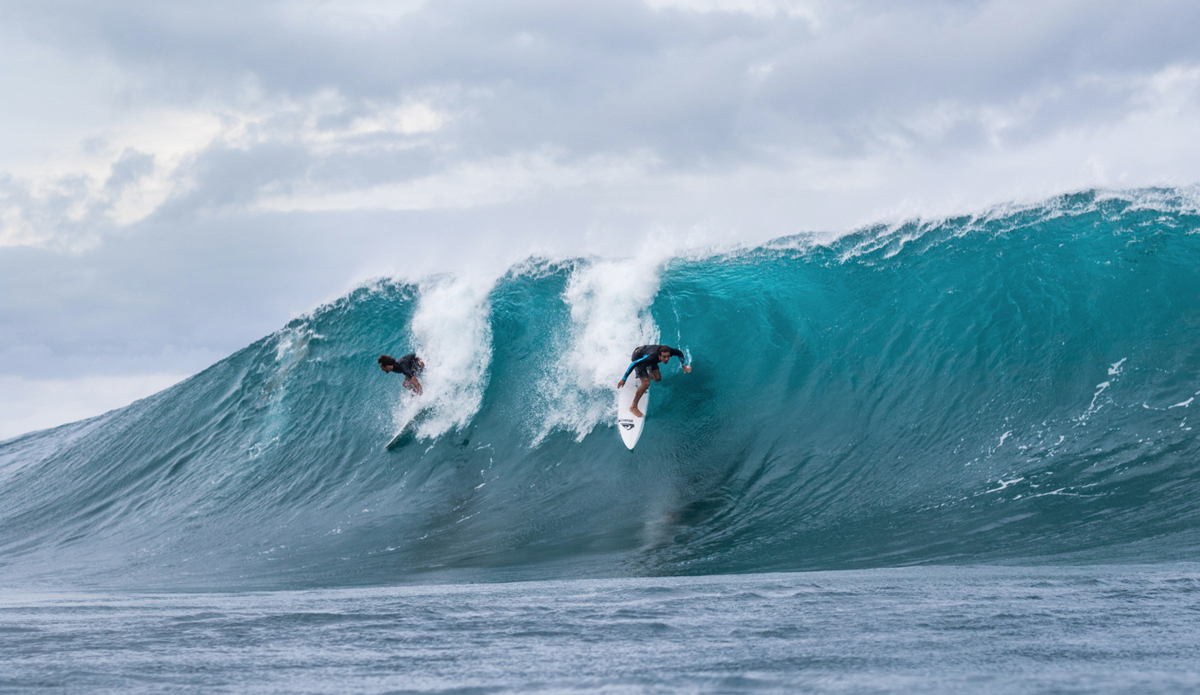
[0,148,154,250]
[7,0,1198,167]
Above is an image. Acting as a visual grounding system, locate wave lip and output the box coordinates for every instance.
[2,188,1200,590]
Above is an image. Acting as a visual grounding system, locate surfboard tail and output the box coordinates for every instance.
[615,381,647,449]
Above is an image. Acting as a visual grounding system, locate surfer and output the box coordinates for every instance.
[379,353,424,395]
[617,344,691,418]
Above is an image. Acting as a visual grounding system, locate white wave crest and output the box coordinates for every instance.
[393,275,494,439]
[533,255,665,443]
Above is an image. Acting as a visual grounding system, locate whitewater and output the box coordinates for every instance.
[3,188,1200,693]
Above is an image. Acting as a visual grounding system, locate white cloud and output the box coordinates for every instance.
[257,148,657,212]
[278,0,429,29]
[0,90,453,248]
[646,0,820,21]
[343,101,444,137]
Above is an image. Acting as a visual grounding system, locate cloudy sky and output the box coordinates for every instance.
[3,0,1200,439]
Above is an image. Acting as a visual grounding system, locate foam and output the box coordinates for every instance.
[532,253,667,443]
[394,275,494,439]
[757,185,1200,264]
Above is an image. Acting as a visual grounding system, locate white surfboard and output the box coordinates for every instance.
[616,378,648,450]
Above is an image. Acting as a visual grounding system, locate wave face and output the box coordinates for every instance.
[4,189,1200,589]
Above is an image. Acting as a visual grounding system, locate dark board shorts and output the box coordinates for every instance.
[630,348,661,380]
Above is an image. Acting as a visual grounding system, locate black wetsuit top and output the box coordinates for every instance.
[623,345,686,381]
[395,353,422,378]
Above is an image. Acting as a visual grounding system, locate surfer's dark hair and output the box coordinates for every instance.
[658,346,672,354]
[378,355,395,367]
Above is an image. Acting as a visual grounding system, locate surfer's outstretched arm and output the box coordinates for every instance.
[617,354,654,388]
[663,347,691,372]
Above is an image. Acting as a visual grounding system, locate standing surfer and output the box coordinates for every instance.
[379,353,424,395]
[617,345,691,418]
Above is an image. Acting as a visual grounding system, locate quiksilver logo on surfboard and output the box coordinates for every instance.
[620,422,634,430]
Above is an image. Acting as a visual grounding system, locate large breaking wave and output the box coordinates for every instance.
[3,188,1200,590]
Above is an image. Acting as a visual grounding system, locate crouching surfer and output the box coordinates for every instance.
[379,353,424,395]
[617,344,691,418]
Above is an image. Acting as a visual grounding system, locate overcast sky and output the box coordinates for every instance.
[3,0,1200,439]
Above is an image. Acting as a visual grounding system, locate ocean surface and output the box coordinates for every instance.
[5,565,1200,694]
[2,188,1199,692]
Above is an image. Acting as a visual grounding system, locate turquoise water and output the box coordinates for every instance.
[2,188,1200,691]
[3,188,1199,590]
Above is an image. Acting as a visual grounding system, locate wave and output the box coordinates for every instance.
[3,188,1200,589]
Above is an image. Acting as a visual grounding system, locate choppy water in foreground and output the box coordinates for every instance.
[5,564,1199,694]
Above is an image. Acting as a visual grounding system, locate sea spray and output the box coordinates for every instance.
[533,254,665,443]
[394,275,494,439]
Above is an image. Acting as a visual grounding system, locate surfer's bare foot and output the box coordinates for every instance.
[630,405,644,418]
